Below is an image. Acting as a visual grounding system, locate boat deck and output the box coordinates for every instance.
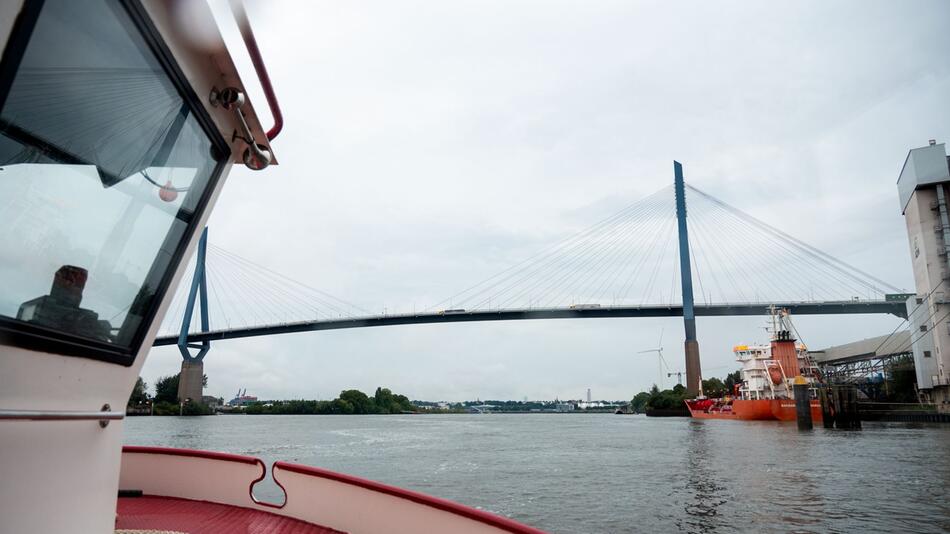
[116,495,341,534]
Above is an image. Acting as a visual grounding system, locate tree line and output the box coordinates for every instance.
[243,387,416,415]
[127,374,416,416]
[629,371,742,412]
[127,373,217,415]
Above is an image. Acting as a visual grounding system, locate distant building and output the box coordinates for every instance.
[201,396,221,409]
[555,403,575,412]
[228,388,258,407]
[586,388,591,403]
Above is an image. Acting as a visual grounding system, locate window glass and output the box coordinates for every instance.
[0,0,222,351]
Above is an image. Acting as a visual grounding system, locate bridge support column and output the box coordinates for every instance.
[177,227,211,402]
[674,161,703,396]
[684,340,701,395]
[178,360,204,403]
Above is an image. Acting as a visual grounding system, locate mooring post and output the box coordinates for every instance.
[825,385,861,429]
[819,387,835,428]
[674,161,702,395]
[842,385,861,429]
[793,376,813,430]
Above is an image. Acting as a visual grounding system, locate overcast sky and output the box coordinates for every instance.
[144,0,950,402]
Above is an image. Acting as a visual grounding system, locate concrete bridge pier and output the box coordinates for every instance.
[684,340,701,395]
[178,360,204,403]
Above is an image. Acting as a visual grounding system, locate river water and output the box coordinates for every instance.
[124,414,950,533]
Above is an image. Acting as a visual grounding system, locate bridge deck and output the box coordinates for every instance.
[155,301,905,346]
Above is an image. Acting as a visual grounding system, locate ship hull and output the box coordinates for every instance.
[686,399,823,422]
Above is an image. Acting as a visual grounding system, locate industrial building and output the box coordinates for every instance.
[898,140,950,409]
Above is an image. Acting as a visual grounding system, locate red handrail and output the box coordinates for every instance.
[229,0,283,141]
[276,461,549,534]
[121,446,546,533]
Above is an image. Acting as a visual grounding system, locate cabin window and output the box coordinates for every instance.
[0,0,225,363]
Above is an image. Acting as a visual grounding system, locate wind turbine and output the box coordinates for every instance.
[638,327,670,389]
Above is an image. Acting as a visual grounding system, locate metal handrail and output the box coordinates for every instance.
[229,0,283,141]
[0,407,124,427]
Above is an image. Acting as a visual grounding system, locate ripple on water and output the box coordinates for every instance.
[124,414,950,533]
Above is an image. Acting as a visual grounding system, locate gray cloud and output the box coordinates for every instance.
[145,0,949,402]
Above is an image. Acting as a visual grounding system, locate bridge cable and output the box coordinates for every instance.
[210,244,369,317]
[428,186,673,310]
[472,189,670,309]
[687,184,899,294]
[869,279,946,357]
[697,198,836,301]
[545,193,672,307]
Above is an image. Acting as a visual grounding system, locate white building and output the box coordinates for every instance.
[898,140,950,408]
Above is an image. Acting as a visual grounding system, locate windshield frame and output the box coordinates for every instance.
[0,0,230,366]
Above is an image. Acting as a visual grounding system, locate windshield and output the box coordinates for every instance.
[0,0,223,356]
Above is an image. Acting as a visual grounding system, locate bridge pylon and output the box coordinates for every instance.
[674,161,702,395]
[176,227,211,402]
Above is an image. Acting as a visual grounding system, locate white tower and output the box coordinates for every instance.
[586,388,591,403]
[898,140,950,409]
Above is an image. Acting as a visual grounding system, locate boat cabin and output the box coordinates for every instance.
[0,2,541,533]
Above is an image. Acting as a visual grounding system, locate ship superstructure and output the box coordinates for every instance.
[734,308,822,401]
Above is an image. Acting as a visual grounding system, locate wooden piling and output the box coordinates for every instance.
[819,387,835,428]
[843,385,861,429]
[828,385,861,429]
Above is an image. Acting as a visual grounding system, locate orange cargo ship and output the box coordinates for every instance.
[686,397,823,421]
[685,308,824,422]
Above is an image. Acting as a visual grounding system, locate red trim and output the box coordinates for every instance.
[230,1,283,141]
[117,495,339,533]
[122,446,287,509]
[123,445,260,465]
[274,461,548,534]
[249,460,288,509]
[122,447,545,532]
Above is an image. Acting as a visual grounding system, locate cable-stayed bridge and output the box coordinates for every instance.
[156,163,908,400]
[154,301,902,346]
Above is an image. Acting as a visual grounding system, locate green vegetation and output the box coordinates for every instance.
[644,384,689,410]
[631,370,743,411]
[629,391,651,413]
[127,373,214,416]
[151,400,214,416]
[128,377,149,407]
[701,377,726,397]
[243,387,416,415]
[153,373,207,404]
